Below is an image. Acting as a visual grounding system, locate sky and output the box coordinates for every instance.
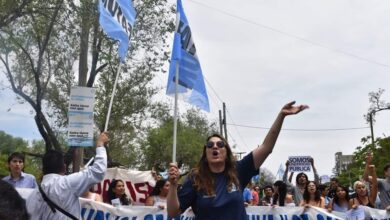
[1,0,390,179]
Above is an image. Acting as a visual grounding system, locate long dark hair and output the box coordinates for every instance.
[107,179,130,205]
[303,181,321,203]
[150,179,167,196]
[295,172,308,185]
[333,186,350,206]
[273,180,287,206]
[191,133,239,196]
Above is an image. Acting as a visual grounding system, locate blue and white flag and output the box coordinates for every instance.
[98,0,136,63]
[276,163,285,180]
[166,0,210,112]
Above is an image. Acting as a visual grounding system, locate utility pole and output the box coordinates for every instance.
[369,112,375,147]
[369,108,390,148]
[219,110,223,136]
[234,151,246,160]
[223,102,228,142]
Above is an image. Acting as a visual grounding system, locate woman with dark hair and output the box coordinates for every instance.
[272,180,295,207]
[327,186,350,212]
[167,101,308,219]
[300,181,325,208]
[145,179,170,209]
[283,158,320,206]
[107,179,130,206]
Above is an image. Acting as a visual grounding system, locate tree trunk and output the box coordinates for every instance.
[72,0,92,172]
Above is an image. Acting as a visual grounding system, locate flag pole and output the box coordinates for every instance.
[172,62,179,163]
[104,62,122,132]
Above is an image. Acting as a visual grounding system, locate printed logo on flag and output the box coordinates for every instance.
[166,0,210,112]
[99,0,136,62]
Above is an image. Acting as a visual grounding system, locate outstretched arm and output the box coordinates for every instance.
[288,171,294,183]
[283,160,294,183]
[252,101,308,169]
[310,158,320,184]
[368,165,378,205]
[67,132,108,196]
[282,160,289,182]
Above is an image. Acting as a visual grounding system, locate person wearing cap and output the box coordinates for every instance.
[167,101,308,219]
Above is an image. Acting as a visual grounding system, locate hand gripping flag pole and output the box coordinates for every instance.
[98,0,136,131]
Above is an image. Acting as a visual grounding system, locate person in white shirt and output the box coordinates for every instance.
[26,132,108,220]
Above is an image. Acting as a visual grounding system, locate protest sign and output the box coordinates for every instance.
[68,86,96,147]
[288,156,312,172]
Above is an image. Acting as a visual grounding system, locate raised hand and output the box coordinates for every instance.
[168,163,180,186]
[281,101,309,116]
[96,132,109,148]
[365,152,373,165]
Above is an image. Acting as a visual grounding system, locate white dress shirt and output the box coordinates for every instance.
[26,147,107,219]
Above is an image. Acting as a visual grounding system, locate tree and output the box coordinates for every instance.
[257,167,275,188]
[0,0,75,151]
[337,136,390,187]
[336,89,390,186]
[0,0,33,29]
[139,107,218,171]
[0,130,42,179]
[0,0,174,168]
[365,88,390,122]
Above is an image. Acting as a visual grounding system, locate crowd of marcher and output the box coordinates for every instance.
[1,102,390,220]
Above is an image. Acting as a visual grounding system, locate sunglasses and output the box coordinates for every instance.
[205,140,226,148]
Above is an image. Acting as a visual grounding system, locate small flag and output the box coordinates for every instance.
[166,0,210,112]
[98,0,136,63]
[276,163,285,180]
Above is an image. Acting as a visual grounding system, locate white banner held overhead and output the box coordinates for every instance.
[68,86,96,147]
[288,156,312,172]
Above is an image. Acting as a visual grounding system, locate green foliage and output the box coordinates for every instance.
[0,130,43,179]
[337,136,390,187]
[257,168,275,188]
[0,0,33,28]
[336,90,390,187]
[139,107,218,171]
[1,0,175,160]
[0,130,28,154]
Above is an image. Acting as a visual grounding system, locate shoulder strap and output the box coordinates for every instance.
[38,184,78,220]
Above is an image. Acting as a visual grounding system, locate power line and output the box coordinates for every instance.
[225,109,249,149]
[204,77,224,103]
[227,123,370,132]
[187,0,390,70]
[204,77,250,150]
